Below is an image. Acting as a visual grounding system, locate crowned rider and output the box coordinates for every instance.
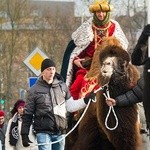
[61,0,129,99]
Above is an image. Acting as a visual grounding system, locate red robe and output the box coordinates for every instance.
[70,22,115,99]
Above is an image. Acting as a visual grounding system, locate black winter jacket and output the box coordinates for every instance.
[131,24,150,128]
[115,77,144,107]
[21,73,71,135]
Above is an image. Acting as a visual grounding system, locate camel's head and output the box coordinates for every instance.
[101,56,115,78]
[85,37,140,92]
[100,56,128,84]
[99,45,130,85]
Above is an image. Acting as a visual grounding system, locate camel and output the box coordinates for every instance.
[66,37,142,150]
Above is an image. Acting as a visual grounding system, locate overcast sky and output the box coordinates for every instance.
[33,0,146,17]
[33,0,91,16]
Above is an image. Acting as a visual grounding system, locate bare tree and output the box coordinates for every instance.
[0,0,78,116]
[0,0,146,116]
[0,0,33,115]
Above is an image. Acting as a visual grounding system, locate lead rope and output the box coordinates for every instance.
[32,95,95,147]
[103,86,118,130]
[30,86,118,148]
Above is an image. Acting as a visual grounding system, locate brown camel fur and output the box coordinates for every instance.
[66,37,142,150]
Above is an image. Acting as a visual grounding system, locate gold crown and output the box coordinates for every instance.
[89,0,113,13]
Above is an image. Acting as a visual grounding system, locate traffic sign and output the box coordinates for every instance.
[29,77,38,88]
[24,47,48,76]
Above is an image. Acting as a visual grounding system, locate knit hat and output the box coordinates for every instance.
[11,100,25,116]
[41,58,56,72]
[16,101,25,109]
[0,110,5,117]
[89,0,113,13]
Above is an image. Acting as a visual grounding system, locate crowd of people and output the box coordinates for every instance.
[1,0,150,150]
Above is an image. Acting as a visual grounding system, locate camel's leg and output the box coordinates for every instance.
[71,111,115,150]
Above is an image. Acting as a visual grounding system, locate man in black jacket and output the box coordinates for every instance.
[132,24,150,130]
[21,58,94,150]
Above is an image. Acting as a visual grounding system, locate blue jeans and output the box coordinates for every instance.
[36,133,65,150]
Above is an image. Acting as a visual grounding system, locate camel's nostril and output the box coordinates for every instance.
[103,70,107,73]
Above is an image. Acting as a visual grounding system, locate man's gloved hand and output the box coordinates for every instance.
[84,92,96,104]
[142,24,150,36]
[21,134,32,147]
[139,24,150,44]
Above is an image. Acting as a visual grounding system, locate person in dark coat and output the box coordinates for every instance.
[131,24,150,129]
[21,58,95,150]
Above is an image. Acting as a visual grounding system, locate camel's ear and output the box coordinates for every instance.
[85,50,100,80]
[127,64,140,85]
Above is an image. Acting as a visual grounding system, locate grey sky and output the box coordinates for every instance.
[33,0,146,17]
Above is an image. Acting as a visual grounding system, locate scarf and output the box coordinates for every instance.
[93,12,110,26]
[9,113,19,146]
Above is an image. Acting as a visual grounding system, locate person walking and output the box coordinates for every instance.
[5,100,38,150]
[131,24,150,130]
[0,110,7,150]
[21,58,94,150]
[61,0,129,99]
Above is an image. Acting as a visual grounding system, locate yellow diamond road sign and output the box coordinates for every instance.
[24,47,48,76]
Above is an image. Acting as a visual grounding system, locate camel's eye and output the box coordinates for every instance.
[117,59,126,71]
[106,62,111,65]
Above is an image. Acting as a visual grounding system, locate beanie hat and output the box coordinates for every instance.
[41,58,56,72]
[0,110,5,117]
[16,101,25,109]
[11,100,25,116]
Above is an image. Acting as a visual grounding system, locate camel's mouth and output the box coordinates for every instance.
[102,72,111,80]
[101,72,112,78]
